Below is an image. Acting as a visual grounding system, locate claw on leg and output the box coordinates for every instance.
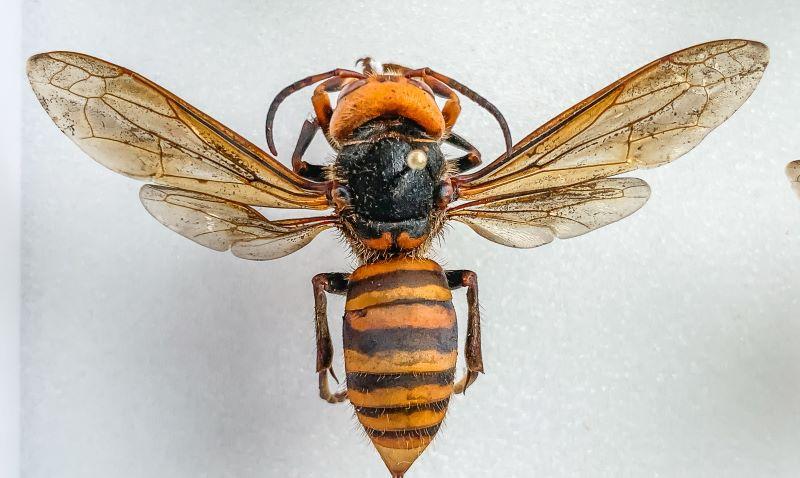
[312,272,349,404]
[446,269,484,396]
[318,370,348,404]
[453,371,480,395]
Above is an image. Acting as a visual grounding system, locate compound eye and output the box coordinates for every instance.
[330,185,352,211]
[406,149,428,170]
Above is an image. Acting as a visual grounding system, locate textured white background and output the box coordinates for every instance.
[18,1,800,477]
[2,2,22,478]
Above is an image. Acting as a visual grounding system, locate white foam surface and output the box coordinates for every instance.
[2,3,22,478]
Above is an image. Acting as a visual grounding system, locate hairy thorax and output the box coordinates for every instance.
[331,118,451,263]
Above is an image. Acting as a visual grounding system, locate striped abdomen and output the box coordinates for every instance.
[344,258,457,477]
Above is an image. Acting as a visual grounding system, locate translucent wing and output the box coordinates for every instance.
[457,40,769,200]
[449,178,650,248]
[787,161,800,198]
[27,51,328,210]
[139,185,335,260]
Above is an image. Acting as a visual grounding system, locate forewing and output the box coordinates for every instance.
[139,185,334,260]
[788,161,800,198]
[27,51,327,209]
[459,40,769,200]
[449,178,650,248]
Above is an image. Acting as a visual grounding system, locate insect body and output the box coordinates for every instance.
[28,40,768,477]
[340,258,462,475]
[264,57,512,259]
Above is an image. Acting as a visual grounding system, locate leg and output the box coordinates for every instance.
[265,68,365,156]
[355,57,376,75]
[445,270,483,394]
[404,67,512,158]
[289,118,327,182]
[311,76,356,133]
[408,72,462,130]
[445,132,482,172]
[289,76,359,182]
[312,272,349,404]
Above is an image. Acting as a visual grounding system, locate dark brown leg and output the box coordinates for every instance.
[445,132,482,172]
[310,76,355,132]
[312,272,349,404]
[355,57,376,75]
[290,118,327,182]
[265,68,365,156]
[446,270,483,394]
[288,76,359,182]
[410,73,462,130]
[404,67,512,158]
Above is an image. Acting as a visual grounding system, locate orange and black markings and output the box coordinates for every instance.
[329,75,446,143]
[343,258,457,476]
[28,41,770,478]
[358,230,429,252]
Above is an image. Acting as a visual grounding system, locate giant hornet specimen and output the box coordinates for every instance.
[27,39,768,476]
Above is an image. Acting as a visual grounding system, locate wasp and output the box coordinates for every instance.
[27,39,768,477]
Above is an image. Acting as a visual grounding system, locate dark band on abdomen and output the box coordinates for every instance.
[364,424,441,439]
[343,321,458,354]
[353,398,450,418]
[347,269,449,299]
[346,369,456,393]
